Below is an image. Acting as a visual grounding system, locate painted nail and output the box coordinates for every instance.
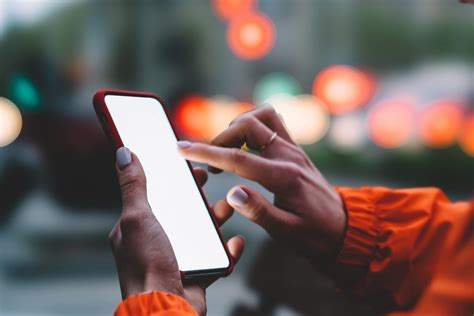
[116,147,132,170]
[227,187,248,207]
[177,141,192,149]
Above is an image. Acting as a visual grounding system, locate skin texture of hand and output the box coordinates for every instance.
[177,106,347,265]
[109,147,244,316]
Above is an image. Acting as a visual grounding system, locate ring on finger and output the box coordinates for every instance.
[261,132,278,151]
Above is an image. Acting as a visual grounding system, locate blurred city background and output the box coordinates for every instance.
[0,0,473,315]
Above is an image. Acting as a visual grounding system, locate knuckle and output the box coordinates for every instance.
[240,115,256,125]
[242,116,260,132]
[290,146,308,165]
[248,200,267,224]
[108,230,117,244]
[282,163,305,187]
[229,112,246,126]
[108,224,120,248]
[119,211,146,231]
[120,170,146,193]
[262,105,277,116]
[230,148,246,164]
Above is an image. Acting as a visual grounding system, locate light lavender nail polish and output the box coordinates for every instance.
[116,147,132,170]
[177,140,192,149]
[227,188,248,207]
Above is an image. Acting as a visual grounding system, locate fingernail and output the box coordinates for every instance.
[227,187,248,207]
[116,147,132,170]
[177,140,192,149]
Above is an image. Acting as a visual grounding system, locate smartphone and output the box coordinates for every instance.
[93,90,232,278]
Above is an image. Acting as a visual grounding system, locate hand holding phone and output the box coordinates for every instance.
[94,90,235,277]
[109,146,244,315]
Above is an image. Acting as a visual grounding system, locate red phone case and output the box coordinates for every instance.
[93,89,234,279]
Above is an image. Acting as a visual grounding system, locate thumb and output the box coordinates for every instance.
[116,147,148,210]
[226,186,297,236]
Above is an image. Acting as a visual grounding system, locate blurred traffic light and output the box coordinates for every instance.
[9,74,41,110]
[368,98,415,149]
[312,65,375,115]
[212,0,256,21]
[459,114,474,156]
[175,95,253,141]
[227,12,275,60]
[419,100,465,149]
[254,72,301,105]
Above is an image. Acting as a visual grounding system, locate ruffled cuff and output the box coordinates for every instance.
[336,187,380,267]
[115,291,198,316]
[333,187,380,293]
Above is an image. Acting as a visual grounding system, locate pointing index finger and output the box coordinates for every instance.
[178,142,280,192]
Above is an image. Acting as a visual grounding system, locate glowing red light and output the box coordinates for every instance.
[419,101,464,148]
[312,65,376,115]
[459,114,474,157]
[175,95,211,140]
[368,99,415,149]
[227,13,275,60]
[212,0,256,21]
[175,95,254,141]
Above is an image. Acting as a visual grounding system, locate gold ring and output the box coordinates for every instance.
[261,132,277,150]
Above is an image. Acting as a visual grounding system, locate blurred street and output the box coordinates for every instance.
[0,0,472,315]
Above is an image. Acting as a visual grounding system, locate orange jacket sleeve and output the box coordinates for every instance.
[114,291,198,316]
[334,186,473,312]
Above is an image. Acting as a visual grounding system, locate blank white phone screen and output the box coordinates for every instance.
[105,95,229,272]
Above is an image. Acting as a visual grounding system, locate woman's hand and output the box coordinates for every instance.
[177,106,346,264]
[109,147,244,315]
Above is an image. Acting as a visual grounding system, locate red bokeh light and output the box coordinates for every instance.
[175,95,211,140]
[419,101,465,148]
[459,114,474,157]
[175,95,254,141]
[227,13,275,60]
[368,99,415,149]
[212,0,256,21]
[312,65,376,115]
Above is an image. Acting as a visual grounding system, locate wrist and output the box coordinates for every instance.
[333,194,348,256]
[121,272,184,300]
[144,273,184,296]
[309,191,347,270]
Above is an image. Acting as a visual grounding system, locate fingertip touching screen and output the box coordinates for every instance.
[104,94,230,273]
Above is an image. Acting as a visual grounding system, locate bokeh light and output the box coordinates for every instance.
[9,74,41,110]
[368,99,415,149]
[312,65,375,115]
[175,95,253,141]
[459,114,474,157]
[0,97,23,147]
[419,100,465,148]
[329,114,366,151]
[264,94,330,145]
[207,96,254,140]
[212,0,256,21]
[175,95,211,140]
[253,72,301,105]
[227,12,275,60]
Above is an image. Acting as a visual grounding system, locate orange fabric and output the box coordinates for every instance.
[114,291,197,316]
[335,187,473,314]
